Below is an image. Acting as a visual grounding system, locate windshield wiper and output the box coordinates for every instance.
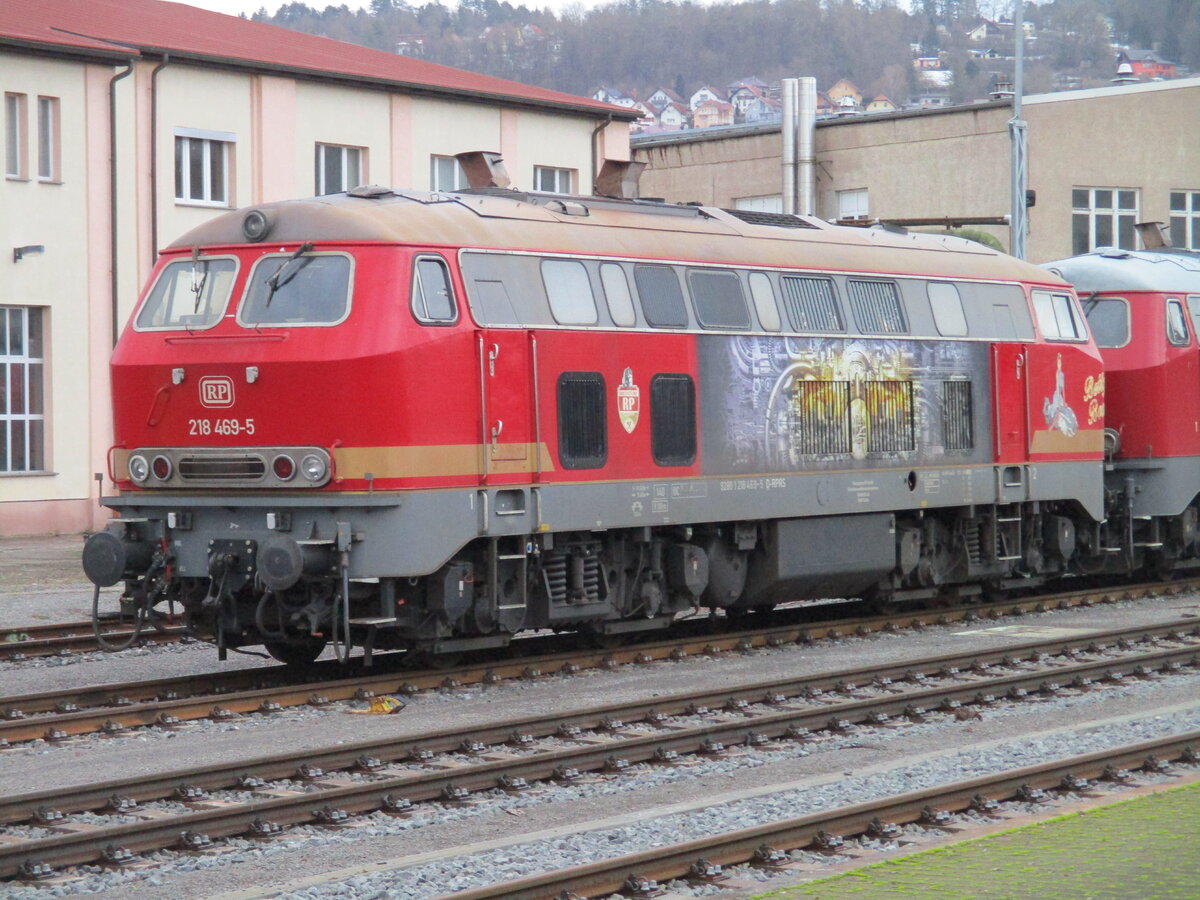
[264,242,314,307]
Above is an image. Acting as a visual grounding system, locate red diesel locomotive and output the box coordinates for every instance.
[1049,247,1200,572]
[83,184,1109,664]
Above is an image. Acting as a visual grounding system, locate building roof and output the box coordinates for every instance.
[1,0,637,120]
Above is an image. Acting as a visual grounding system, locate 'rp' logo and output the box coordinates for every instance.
[199,376,235,409]
[617,367,640,434]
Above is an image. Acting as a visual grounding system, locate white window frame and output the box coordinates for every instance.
[1170,190,1200,251]
[430,155,467,192]
[174,128,234,207]
[315,143,364,195]
[36,95,59,183]
[1032,290,1087,342]
[1072,187,1139,254]
[533,165,573,193]
[1,306,46,474]
[837,188,869,221]
[5,92,27,179]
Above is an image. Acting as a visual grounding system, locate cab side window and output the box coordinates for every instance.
[411,256,457,324]
[1167,298,1190,347]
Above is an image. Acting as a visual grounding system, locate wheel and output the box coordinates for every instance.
[264,637,327,666]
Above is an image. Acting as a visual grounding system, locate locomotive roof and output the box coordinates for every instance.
[1045,248,1200,294]
[168,188,1064,286]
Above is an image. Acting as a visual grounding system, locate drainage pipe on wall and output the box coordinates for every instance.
[109,60,135,347]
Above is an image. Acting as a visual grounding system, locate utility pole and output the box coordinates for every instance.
[1009,0,1027,259]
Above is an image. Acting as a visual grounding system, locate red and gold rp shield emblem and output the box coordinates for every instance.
[617,367,640,434]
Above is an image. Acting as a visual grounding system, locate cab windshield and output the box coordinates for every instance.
[238,252,352,327]
[135,257,237,330]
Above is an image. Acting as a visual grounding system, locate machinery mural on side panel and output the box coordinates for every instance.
[698,335,992,474]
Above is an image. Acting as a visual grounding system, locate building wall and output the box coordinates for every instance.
[635,79,1200,265]
[0,46,631,535]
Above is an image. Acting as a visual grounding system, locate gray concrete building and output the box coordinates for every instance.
[633,77,1200,264]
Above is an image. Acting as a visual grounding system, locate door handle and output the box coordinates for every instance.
[488,343,500,376]
[491,419,504,446]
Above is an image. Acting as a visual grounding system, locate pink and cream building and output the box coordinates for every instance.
[0,0,635,536]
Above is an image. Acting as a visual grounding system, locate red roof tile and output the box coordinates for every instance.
[2,0,635,118]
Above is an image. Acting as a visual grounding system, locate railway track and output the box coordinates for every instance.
[2,579,1192,746]
[2,618,1198,879]
[434,731,1200,900]
[0,615,187,660]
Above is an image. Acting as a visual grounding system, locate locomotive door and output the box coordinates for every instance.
[477,329,536,485]
[992,343,1029,462]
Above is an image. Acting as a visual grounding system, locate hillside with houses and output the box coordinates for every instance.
[253,0,1197,132]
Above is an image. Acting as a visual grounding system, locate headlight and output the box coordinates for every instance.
[129,454,150,483]
[300,453,328,483]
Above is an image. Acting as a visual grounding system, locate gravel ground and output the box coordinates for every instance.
[2,537,1199,899]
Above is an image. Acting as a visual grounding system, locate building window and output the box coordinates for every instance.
[1072,187,1138,254]
[5,92,27,179]
[431,155,466,191]
[734,195,783,214]
[314,143,363,195]
[1170,191,1200,250]
[837,188,869,221]
[534,165,573,193]
[175,130,233,205]
[36,96,59,182]
[1,307,45,473]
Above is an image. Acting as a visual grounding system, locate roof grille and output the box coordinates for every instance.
[723,209,818,229]
[178,455,266,481]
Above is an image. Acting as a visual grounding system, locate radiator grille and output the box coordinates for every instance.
[790,380,851,455]
[942,380,974,450]
[848,280,907,334]
[178,455,267,481]
[863,381,915,452]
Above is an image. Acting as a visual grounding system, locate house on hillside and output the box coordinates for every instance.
[645,87,684,110]
[654,101,690,130]
[593,85,636,107]
[826,79,862,107]
[866,95,897,113]
[1117,49,1176,80]
[689,85,723,111]
[965,18,1008,43]
[693,98,734,129]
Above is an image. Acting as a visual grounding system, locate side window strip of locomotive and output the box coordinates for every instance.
[633,264,689,328]
[600,263,637,327]
[1031,290,1086,341]
[238,251,352,327]
[847,279,907,334]
[779,275,843,332]
[687,268,750,330]
[411,256,457,325]
[542,259,598,326]
[1082,297,1130,348]
[135,256,238,331]
[650,374,697,466]
[748,272,781,331]
[927,282,968,337]
[1187,296,1200,342]
[1166,298,1191,347]
[557,372,607,469]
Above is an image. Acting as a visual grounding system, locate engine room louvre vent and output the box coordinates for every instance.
[791,380,851,455]
[864,381,916,453]
[557,372,607,469]
[178,455,267,481]
[942,380,974,450]
[723,209,819,229]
